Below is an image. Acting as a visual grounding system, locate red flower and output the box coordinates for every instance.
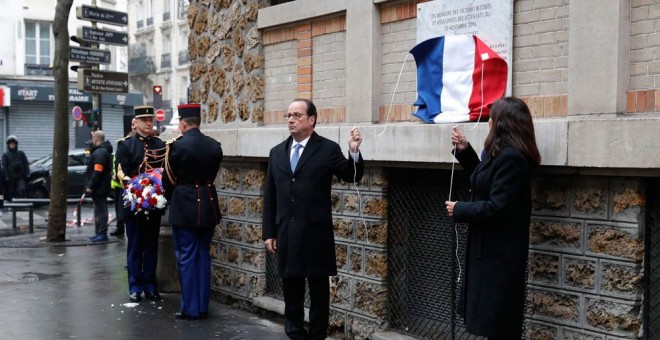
[136,189,143,197]
[130,187,136,193]
[149,197,158,206]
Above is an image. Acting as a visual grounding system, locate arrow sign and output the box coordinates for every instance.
[77,69,129,94]
[77,5,128,26]
[69,46,111,64]
[77,26,129,46]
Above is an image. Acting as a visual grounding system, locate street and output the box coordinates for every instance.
[0,203,289,339]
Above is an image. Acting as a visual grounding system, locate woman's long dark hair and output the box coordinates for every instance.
[483,97,541,166]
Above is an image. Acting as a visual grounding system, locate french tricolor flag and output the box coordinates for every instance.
[411,35,508,123]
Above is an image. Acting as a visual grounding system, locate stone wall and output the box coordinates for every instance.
[213,161,389,338]
[187,0,266,126]
[213,162,268,300]
[526,175,645,339]
[329,168,389,338]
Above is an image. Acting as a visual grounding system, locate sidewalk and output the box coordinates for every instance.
[0,203,290,339]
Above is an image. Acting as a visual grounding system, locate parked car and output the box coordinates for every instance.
[27,149,89,198]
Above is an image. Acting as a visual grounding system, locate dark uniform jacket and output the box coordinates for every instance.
[262,132,364,278]
[453,144,532,338]
[115,133,166,213]
[85,140,113,197]
[162,128,222,227]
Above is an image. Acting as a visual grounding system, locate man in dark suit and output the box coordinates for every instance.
[263,98,364,339]
[163,104,223,320]
[116,106,166,303]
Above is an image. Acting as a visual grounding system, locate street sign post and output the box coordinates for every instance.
[69,46,111,64]
[77,69,129,94]
[77,5,128,26]
[155,109,166,122]
[76,26,128,46]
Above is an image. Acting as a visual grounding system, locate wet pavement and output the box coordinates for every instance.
[0,203,290,339]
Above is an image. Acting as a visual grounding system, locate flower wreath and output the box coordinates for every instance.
[123,168,168,215]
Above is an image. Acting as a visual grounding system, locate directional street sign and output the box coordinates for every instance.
[77,26,128,46]
[77,5,128,26]
[77,69,129,94]
[70,46,111,64]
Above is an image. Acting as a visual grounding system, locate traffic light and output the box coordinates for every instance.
[153,85,163,109]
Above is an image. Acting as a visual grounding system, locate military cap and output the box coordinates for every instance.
[134,105,155,119]
[178,103,201,119]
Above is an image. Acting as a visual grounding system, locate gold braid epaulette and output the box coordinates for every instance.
[164,142,176,186]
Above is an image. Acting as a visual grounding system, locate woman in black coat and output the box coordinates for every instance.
[445,97,541,339]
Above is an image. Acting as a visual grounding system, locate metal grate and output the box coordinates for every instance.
[646,179,660,339]
[387,167,481,340]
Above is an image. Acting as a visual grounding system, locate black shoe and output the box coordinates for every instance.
[110,230,124,236]
[129,292,141,302]
[199,312,208,320]
[175,312,200,320]
[145,291,162,301]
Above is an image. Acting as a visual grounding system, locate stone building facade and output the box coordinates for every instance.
[179,0,658,339]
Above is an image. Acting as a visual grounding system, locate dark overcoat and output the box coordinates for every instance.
[262,132,364,278]
[453,144,532,338]
[162,128,223,227]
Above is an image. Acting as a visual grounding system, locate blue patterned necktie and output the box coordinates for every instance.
[290,143,302,172]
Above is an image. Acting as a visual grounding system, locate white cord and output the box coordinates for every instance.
[352,156,368,243]
[376,53,411,137]
[449,61,487,284]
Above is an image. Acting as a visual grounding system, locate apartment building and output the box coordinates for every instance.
[0,0,142,159]
[127,0,191,125]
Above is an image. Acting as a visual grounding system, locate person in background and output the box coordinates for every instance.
[262,98,364,339]
[85,130,113,243]
[162,104,223,320]
[445,97,541,340]
[3,135,29,202]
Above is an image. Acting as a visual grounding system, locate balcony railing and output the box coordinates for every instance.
[128,56,155,75]
[160,53,171,69]
[146,17,153,26]
[25,64,52,76]
[163,12,170,22]
[178,50,189,65]
[137,20,143,29]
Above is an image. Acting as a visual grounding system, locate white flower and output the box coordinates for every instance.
[155,195,167,209]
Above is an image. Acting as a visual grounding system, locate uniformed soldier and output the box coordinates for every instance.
[115,106,166,303]
[163,103,223,320]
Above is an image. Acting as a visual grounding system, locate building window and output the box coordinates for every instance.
[136,1,144,28]
[178,0,189,19]
[146,0,154,26]
[180,76,189,104]
[25,21,51,65]
[162,0,171,21]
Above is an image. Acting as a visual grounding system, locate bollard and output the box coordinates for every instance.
[77,202,81,227]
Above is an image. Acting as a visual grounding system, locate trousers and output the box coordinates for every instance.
[172,225,214,317]
[125,214,161,294]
